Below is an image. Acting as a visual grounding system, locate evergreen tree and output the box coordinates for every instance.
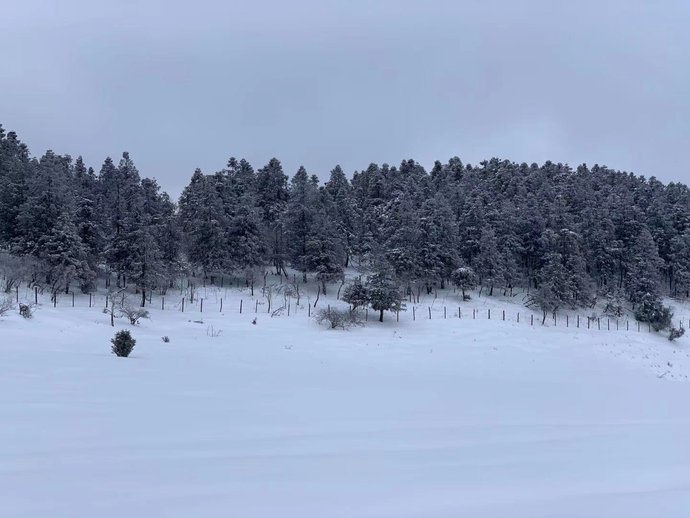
[178,168,229,276]
[365,269,404,322]
[451,266,478,300]
[342,277,370,311]
[475,227,506,296]
[283,166,318,280]
[37,214,93,298]
[255,158,288,274]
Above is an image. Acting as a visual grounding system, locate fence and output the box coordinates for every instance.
[8,282,688,334]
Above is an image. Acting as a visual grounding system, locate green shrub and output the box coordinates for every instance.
[111,330,135,357]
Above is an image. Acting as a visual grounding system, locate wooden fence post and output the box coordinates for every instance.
[240,299,243,314]
[413,307,415,321]
[200,298,204,313]
[182,298,185,312]
[444,306,447,319]
[72,292,75,307]
[428,307,432,320]
[220,298,223,312]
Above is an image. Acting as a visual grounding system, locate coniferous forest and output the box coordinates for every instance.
[1,124,689,329]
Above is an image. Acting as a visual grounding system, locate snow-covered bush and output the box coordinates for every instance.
[342,278,370,311]
[634,294,672,332]
[602,290,624,318]
[315,307,363,330]
[161,335,170,343]
[451,266,478,300]
[115,296,150,325]
[669,327,685,342]
[0,296,13,317]
[111,330,135,357]
[18,303,32,319]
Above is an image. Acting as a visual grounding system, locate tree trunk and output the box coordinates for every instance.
[379,309,384,322]
[141,288,146,308]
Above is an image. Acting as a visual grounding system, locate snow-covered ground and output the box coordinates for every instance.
[2,284,690,517]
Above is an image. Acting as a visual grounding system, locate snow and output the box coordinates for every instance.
[2,285,690,517]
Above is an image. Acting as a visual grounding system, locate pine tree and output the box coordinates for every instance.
[255,158,288,274]
[178,168,229,277]
[475,227,506,296]
[366,269,404,322]
[451,266,478,300]
[283,166,318,280]
[37,214,93,299]
[342,277,370,311]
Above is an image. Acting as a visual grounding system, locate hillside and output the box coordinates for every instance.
[2,283,690,517]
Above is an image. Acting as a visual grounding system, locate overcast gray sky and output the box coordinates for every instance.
[2,0,689,197]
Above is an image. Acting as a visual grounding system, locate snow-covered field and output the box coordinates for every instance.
[2,285,690,517]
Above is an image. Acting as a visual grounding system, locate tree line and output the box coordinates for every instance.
[1,123,689,328]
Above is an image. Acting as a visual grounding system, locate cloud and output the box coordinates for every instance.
[2,0,690,196]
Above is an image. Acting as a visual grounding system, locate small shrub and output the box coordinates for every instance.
[0,296,13,317]
[315,307,363,330]
[603,294,624,318]
[669,327,685,342]
[111,330,135,357]
[121,304,150,325]
[18,303,32,319]
[161,335,170,343]
[206,324,222,337]
[634,294,672,332]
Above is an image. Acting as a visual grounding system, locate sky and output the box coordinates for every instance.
[2,0,690,197]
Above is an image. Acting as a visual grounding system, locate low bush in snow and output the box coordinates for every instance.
[669,327,685,342]
[0,296,13,317]
[118,298,150,326]
[111,330,136,357]
[18,303,33,319]
[315,307,363,330]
